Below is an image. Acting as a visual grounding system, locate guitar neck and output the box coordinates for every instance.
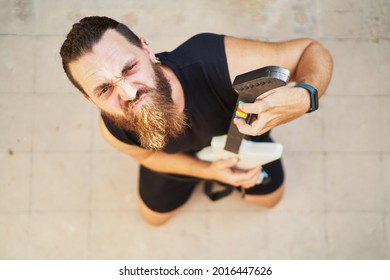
[224,66,290,154]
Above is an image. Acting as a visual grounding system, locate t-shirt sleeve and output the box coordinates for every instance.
[101,114,140,146]
[158,33,233,98]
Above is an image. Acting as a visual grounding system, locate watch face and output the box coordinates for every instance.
[310,90,319,112]
[313,89,319,111]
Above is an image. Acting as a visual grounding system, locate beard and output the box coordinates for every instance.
[101,62,187,151]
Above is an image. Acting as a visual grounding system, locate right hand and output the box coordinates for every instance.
[206,157,262,189]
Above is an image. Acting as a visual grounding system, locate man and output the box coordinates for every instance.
[60,16,333,226]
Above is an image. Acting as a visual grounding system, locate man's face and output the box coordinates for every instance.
[69,29,186,150]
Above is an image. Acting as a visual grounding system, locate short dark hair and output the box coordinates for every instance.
[60,16,142,95]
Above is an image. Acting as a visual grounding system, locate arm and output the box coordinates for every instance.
[99,117,261,188]
[225,36,333,135]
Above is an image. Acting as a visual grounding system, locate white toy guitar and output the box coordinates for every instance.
[196,134,284,170]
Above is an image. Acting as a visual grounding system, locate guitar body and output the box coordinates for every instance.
[196,135,283,170]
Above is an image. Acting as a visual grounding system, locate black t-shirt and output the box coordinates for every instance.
[101,33,238,155]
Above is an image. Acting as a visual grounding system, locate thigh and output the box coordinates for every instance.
[138,166,200,213]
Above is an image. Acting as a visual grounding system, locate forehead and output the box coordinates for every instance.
[90,29,140,60]
[69,29,142,94]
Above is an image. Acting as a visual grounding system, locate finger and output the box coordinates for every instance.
[235,114,269,136]
[240,100,269,114]
[241,175,261,189]
[246,166,262,178]
[250,114,268,134]
[215,157,239,169]
[243,168,262,187]
[233,166,261,186]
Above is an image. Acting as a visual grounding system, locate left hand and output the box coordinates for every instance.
[205,157,262,189]
[234,86,310,136]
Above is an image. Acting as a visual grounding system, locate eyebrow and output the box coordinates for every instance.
[92,59,136,97]
[93,82,111,96]
[121,59,136,75]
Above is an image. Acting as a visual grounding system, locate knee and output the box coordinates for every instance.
[141,213,171,227]
[259,196,283,209]
[138,196,177,226]
[245,196,282,209]
[140,208,173,227]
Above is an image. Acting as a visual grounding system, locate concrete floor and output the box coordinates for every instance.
[0,0,389,259]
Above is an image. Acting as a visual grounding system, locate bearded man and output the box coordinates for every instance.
[60,16,333,225]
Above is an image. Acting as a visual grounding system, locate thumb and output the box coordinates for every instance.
[215,157,239,169]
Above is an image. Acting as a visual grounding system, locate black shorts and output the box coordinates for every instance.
[138,133,285,213]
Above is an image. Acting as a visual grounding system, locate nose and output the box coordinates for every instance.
[116,80,137,101]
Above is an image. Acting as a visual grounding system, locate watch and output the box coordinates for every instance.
[295,83,319,113]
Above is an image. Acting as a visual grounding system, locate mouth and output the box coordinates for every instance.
[131,93,147,111]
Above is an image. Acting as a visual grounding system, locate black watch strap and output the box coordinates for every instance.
[295,83,319,113]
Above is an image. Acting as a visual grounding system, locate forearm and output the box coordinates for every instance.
[138,150,261,188]
[235,41,333,135]
[100,115,258,185]
[140,151,212,180]
[292,41,333,98]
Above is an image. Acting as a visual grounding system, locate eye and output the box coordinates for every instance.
[100,86,112,96]
[122,63,136,76]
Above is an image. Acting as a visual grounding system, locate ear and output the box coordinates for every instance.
[140,37,156,61]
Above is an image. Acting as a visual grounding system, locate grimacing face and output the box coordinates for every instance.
[68,29,187,150]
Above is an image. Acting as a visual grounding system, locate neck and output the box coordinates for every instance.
[161,65,185,112]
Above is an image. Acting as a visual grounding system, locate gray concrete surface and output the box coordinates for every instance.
[0,0,389,259]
